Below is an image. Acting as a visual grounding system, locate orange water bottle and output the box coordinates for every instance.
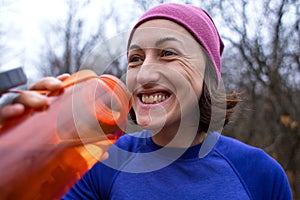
[0,70,131,200]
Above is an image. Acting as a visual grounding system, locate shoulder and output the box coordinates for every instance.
[215,134,285,176]
[214,134,292,200]
[216,134,269,160]
[215,134,281,170]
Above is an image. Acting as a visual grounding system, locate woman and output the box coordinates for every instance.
[0,3,292,199]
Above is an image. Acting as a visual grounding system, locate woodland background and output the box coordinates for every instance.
[0,0,299,198]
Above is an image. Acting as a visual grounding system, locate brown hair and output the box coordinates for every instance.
[198,54,241,133]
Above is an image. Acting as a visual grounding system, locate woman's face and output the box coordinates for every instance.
[126,19,206,132]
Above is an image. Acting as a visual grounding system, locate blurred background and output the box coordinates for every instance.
[0,0,299,198]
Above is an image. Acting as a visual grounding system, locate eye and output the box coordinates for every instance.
[129,55,142,63]
[128,53,143,68]
[161,49,178,57]
[128,50,144,63]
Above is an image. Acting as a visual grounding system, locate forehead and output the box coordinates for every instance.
[130,19,198,47]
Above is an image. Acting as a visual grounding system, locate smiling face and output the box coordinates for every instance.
[126,19,206,136]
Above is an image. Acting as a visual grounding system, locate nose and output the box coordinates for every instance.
[136,55,160,86]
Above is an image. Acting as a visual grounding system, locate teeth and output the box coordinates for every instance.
[141,94,169,104]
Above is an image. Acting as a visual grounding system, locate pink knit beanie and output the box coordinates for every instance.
[129,3,224,82]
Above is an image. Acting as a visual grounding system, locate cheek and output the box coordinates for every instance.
[191,80,204,100]
[176,61,205,99]
[192,67,205,98]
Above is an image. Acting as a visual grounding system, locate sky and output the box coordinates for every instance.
[1,0,139,76]
[1,0,67,71]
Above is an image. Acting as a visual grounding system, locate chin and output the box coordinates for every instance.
[137,117,166,131]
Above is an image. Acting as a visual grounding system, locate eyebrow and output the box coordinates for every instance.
[155,37,181,47]
[128,37,181,50]
[128,44,142,50]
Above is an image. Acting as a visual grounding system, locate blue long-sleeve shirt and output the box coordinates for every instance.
[63,130,292,199]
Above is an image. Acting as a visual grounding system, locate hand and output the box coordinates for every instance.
[0,74,70,121]
[0,72,111,199]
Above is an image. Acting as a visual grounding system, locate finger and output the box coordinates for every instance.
[100,152,109,161]
[56,73,71,81]
[29,77,63,91]
[0,104,25,120]
[84,142,111,163]
[14,91,49,108]
[96,140,113,152]
[91,140,112,162]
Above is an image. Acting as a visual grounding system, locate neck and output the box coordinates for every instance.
[151,124,207,148]
[150,105,205,148]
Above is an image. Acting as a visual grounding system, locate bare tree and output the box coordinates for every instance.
[39,0,125,77]
[198,0,300,197]
[133,0,194,11]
